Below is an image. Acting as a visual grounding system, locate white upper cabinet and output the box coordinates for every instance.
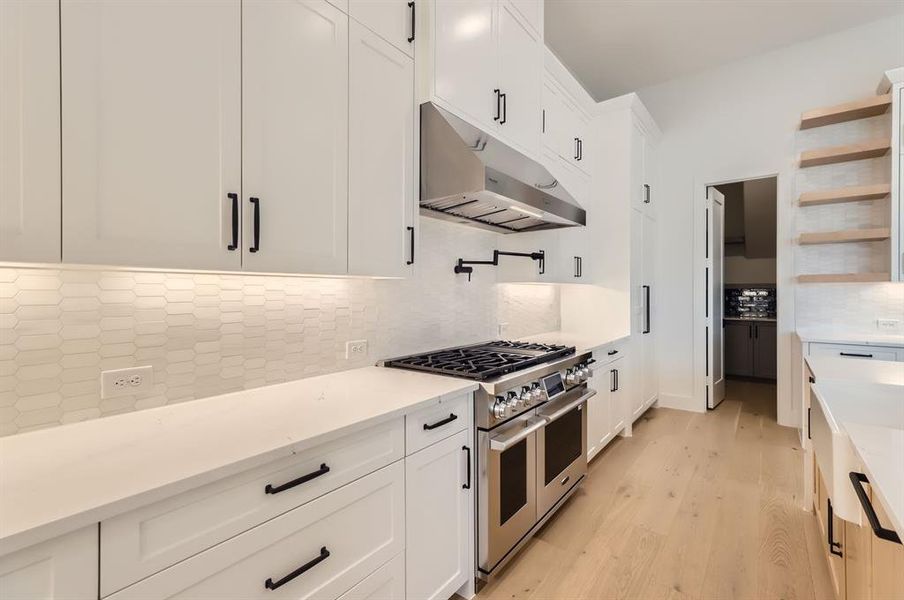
[0,0,61,264]
[507,0,542,38]
[427,0,542,158]
[348,0,415,57]
[348,21,415,277]
[496,1,541,155]
[242,0,348,275]
[541,75,590,175]
[61,0,242,271]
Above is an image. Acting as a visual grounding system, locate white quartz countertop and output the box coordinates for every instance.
[806,356,904,386]
[797,329,904,347]
[0,366,477,554]
[812,380,904,536]
[520,330,630,355]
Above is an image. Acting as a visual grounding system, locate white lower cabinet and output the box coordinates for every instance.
[808,342,902,362]
[405,429,471,600]
[337,553,405,600]
[0,526,97,600]
[108,461,405,600]
[587,352,626,461]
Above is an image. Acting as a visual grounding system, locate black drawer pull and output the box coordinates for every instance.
[407,1,415,43]
[265,463,330,495]
[607,350,618,356]
[807,407,811,440]
[227,193,239,251]
[809,376,816,384]
[406,226,415,265]
[500,92,507,124]
[850,472,902,544]
[423,413,457,430]
[249,197,261,253]
[839,352,873,358]
[493,89,501,121]
[265,546,330,590]
[462,445,471,489]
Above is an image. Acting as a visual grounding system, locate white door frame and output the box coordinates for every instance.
[692,171,793,422]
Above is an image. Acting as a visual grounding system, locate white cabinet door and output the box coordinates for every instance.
[337,553,405,600]
[243,0,348,275]
[641,211,658,410]
[433,0,496,131]
[541,79,567,156]
[0,0,60,263]
[507,0,542,38]
[630,122,646,213]
[496,0,541,157]
[587,368,610,461]
[0,526,97,600]
[348,22,414,277]
[643,132,657,214]
[556,226,588,283]
[348,0,414,56]
[61,0,241,270]
[406,429,470,600]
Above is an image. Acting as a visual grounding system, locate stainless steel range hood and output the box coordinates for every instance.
[420,102,585,234]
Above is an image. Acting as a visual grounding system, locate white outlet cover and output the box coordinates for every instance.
[345,340,368,359]
[877,319,902,331]
[101,366,153,399]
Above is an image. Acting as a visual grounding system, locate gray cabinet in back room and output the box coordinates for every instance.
[724,320,776,380]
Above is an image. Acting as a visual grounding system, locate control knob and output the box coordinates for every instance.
[520,386,532,405]
[566,368,578,385]
[492,396,507,419]
[531,382,543,402]
[506,390,521,409]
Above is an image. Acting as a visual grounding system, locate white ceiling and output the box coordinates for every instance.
[544,0,904,101]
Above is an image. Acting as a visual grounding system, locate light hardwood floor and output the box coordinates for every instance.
[476,379,835,600]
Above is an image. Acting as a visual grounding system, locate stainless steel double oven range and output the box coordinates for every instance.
[382,340,596,583]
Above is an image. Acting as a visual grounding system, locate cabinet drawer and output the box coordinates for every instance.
[337,553,404,600]
[809,342,900,362]
[109,461,405,600]
[101,418,404,596]
[405,393,470,454]
[594,341,628,368]
[0,526,97,600]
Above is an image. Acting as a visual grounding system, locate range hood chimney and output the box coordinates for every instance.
[419,102,585,233]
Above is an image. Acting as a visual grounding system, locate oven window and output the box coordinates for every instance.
[544,407,582,485]
[499,438,528,525]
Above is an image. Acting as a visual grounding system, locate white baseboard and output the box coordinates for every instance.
[656,392,704,413]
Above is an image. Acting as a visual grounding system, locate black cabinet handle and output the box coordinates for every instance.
[538,250,545,275]
[406,226,415,265]
[227,193,239,251]
[807,407,811,439]
[615,369,619,391]
[265,546,330,591]
[643,183,651,204]
[500,92,507,124]
[542,109,546,133]
[462,445,471,489]
[265,463,330,495]
[493,89,501,122]
[577,138,583,161]
[407,1,415,43]
[827,498,843,557]
[574,137,580,160]
[610,369,617,392]
[574,256,580,278]
[840,352,873,358]
[423,413,457,430]
[809,376,816,384]
[642,285,651,334]
[249,197,260,253]
[607,350,618,356]
[850,472,902,544]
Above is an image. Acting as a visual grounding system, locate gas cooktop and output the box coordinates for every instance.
[382,340,576,381]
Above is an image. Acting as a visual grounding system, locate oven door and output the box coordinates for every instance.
[478,415,542,574]
[536,385,592,517]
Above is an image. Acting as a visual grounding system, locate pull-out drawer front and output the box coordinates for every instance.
[337,553,404,600]
[101,418,404,596]
[108,461,405,600]
[406,393,470,455]
[809,342,901,362]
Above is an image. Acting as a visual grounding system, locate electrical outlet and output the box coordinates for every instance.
[876,319,901,332]
[345,340,368,359]
[101,366,153,399]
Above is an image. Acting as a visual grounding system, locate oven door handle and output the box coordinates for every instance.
[543,390,596,423]
[489,418,546,452]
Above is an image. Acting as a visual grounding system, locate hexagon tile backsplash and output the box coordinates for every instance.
[0,218,561,436]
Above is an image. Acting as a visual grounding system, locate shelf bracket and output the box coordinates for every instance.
[454,250,545,282]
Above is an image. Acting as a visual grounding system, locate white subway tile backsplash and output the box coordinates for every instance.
[0,218,560,435]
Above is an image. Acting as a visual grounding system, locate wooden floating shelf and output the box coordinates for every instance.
[798,227,890,245]
[799,183,891,206]
[799,138,890,168]
[798,272,890,283]
[800,94,891,129]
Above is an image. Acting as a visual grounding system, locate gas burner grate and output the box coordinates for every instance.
[384,340,575,381]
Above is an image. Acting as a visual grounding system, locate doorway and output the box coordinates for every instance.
[704,177,778,411]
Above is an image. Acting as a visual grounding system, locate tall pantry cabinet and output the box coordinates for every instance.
[2,0,416,278]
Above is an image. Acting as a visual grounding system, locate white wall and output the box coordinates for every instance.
[0,217,561,436]
[636,15,904,422]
